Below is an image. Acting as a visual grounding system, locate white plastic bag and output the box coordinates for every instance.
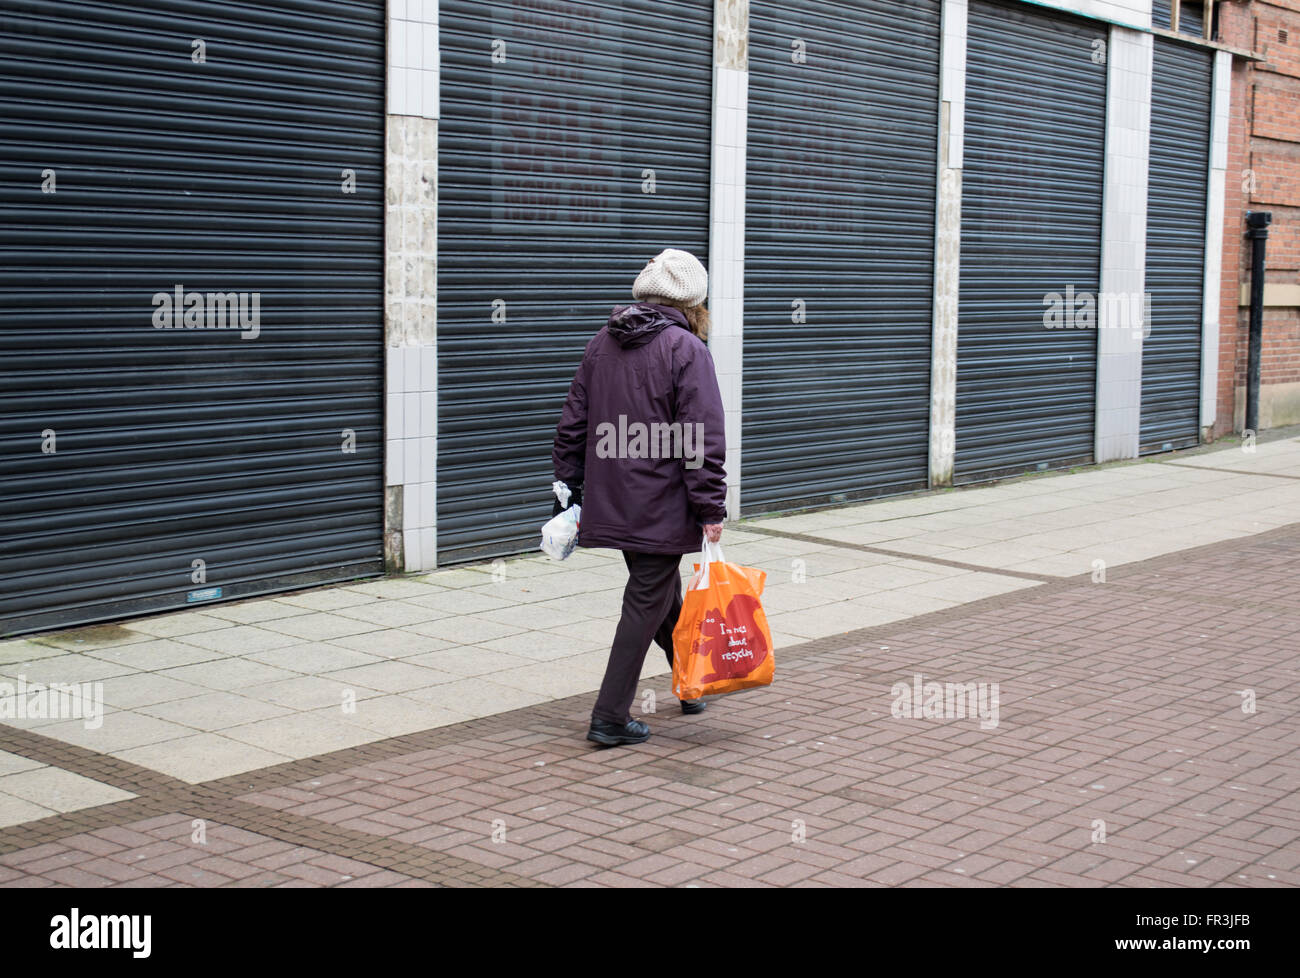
[540,481,581,560]
[540,506,580,560]
[687,537,726,590]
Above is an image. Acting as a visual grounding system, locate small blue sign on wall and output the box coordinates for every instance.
[187,587,223,603]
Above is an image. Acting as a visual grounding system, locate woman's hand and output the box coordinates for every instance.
[703,523,723,543]
[552,483,583,517]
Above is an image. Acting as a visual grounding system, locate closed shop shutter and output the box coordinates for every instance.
[1141,36,1212,453]
[0,0,386,636]
[1153,1,1207,39]
[1181,4,1207,38]
[955,0,1107,482]
[436,0,713,562]
[743,0,940,514]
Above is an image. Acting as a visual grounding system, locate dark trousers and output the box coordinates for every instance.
[591,551,684,725]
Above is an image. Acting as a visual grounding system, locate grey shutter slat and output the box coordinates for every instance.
[0,0,386,636]
[1178,2,1206,38]
[1141,37,1213,452]
[955,0,1106,482]
[1153,0,1206,37]
[436,0,713,563]
[743,0,939,514]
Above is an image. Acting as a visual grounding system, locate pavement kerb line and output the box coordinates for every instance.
[1,520,1295,882]
[1154,461,1300,481]
[733,524,1065,583]
[0,724,189,798]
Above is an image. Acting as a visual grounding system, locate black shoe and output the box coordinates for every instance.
[587,717,650,747]
[679,698,707,715]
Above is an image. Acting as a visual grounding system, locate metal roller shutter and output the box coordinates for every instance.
[437,0,713,562]
[0,0,386,636]
[1181,5,1206,38]
[742,0,940,515]
[955,0,1107,482]
[1141,36,1212,453]
[1153,1,1207,39]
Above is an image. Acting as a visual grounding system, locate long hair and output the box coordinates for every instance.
[681,303,710,342]
[641,296,710,341]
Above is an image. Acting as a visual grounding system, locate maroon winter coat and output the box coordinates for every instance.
[553,302,727,555]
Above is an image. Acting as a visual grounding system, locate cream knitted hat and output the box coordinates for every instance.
[632,249,708,306]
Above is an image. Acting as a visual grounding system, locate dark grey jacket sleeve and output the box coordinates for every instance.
[673,341,728,524]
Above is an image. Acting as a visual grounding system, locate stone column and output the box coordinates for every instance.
[384,1,440,571]
[929,0,968,488]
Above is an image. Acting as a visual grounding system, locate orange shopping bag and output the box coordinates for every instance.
[672,537,774,700]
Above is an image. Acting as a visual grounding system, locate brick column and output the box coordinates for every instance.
[384,2,440,572]
[1214,3,1251,437]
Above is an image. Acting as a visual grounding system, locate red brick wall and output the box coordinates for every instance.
[1215,0,1300,435]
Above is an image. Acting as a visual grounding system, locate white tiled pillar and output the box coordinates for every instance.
[929,0,967,488]
[384,2,440,572]
[1094,26,1152,463]
[1200,50,1232,438]
[710,0,748,520]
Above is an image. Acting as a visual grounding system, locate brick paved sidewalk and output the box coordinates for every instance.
[1,522,1296,887]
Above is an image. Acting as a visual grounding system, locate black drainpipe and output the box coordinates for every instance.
[1245,211,1272,434]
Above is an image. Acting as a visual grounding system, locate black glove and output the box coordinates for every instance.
[552,483,583,517]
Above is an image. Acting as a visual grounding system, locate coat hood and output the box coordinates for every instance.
[605,302,689,349]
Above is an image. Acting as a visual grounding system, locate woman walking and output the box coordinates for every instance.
[553,249,728,747]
